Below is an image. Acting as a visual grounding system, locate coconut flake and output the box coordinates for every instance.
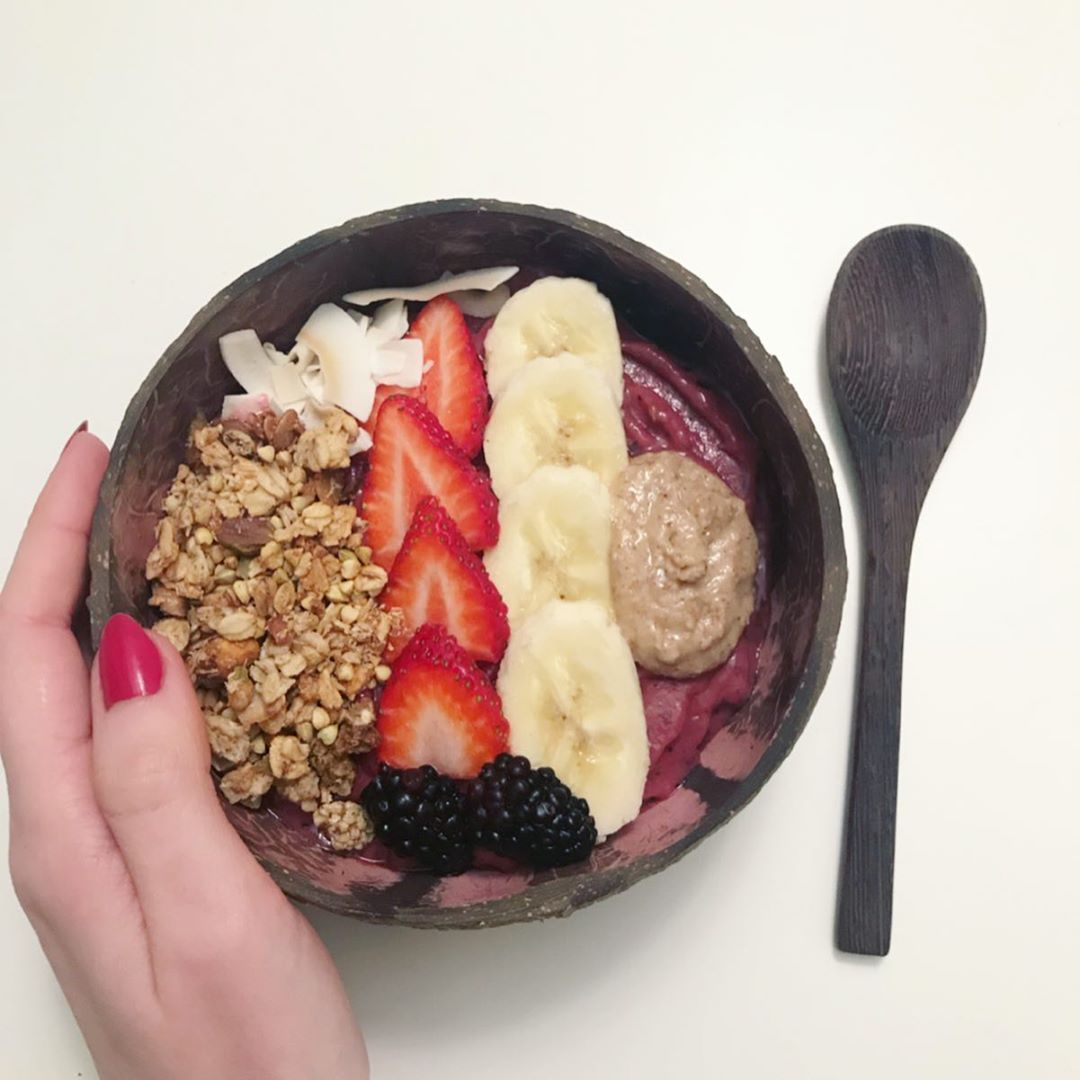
[368,299,409,345]
[296,304,377,421]
[290,342,317,367]
[324,356,376,420]
[448,284,511,318]
[291,345,321,387]
[374,338,424,388]
[349,427,373,454]
[271,363,309,407]
[298,367,325,402]
[342,266,518,307]
[297,395,335,432]
[219,329,277,398]
[371,348,405,379]
[294,349,325,403]
[263,343,291,365]
[221,393,275,422]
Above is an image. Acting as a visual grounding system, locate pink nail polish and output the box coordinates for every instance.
[64,420,89,451]
[99,614,163,709]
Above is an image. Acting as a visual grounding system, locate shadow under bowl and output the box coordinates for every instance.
[89,199,846,928]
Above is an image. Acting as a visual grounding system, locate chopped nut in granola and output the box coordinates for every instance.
[310,742,357,798]
[215,516,274,554]
[220,759,274,807]
[205,709,251,765]
[152,617,191,653]
[188,636,261,681]
[276,769,320,809]
[268,734,310,780]
[335,700,380,754]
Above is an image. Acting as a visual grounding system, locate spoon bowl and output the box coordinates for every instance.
[830,226,984,447]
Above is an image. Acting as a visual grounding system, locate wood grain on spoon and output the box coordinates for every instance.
[827,225,985,956]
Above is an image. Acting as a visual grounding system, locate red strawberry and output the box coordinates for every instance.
[364,383,420,438]
[407,296,489,457]
[376,624,509,778]
[382,498,509,663]
[361,396,499,569]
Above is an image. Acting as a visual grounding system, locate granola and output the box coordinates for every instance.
[312,800,375,853]
[146,406,394,851]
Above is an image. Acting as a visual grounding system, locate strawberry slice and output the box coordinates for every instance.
[363,382,420,440]
[362,297,488,452]
[361,396,499,569]
[376,624,509,778]
[407,296,489,457]
[383,497,509,663]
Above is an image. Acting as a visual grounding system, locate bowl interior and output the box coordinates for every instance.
[89,201,845,927]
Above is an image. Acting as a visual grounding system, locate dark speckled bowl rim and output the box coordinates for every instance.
[89,199,846,928]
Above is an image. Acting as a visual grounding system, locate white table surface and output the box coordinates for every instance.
[2,2,1078,1077]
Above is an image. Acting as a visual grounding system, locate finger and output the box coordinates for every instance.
[8,815,155,1041]
[0,430,109,817]
[91,615,276,948]
[0,427,110,627]
[0,432,153,1009]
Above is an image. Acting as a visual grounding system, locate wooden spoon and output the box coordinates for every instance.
[827,225,985,956]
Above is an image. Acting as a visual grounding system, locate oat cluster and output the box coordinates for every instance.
[144,406,392,852]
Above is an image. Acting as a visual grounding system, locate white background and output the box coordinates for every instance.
[2,2,1078,1077]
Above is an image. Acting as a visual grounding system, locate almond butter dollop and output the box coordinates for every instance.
[609,451,758,679]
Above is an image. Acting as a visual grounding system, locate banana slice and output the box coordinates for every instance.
[485,465,613,627]
[484,277,624,403]
[497,599,648,838]
[483,355,629,498]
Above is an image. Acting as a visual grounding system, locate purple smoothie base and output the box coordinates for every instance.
[621,336,768,803]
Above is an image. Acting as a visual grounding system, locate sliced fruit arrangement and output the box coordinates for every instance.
[362,396,499,570]
[484,276,624,402]
[376,623,509,779]
[496,599,649,839]
[363,753,598,873]
[362,276,645,865]
[382,497,509,662]
[484,465,613,627]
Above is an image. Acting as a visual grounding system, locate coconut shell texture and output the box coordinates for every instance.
[89,201,846,928]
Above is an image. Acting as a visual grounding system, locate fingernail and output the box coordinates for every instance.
[64,420,89,451]
[99,614,163,709]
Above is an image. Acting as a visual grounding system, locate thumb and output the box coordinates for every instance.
[91,614,271,938]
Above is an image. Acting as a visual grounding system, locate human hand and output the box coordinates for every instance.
[1,428,369,1080]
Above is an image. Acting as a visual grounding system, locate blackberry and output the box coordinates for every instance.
[463,754,598,869]
[362,764,472,874]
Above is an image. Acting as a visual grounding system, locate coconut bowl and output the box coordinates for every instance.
[89,199,846,929]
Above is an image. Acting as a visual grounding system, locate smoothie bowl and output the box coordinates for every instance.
[88,200,845,928]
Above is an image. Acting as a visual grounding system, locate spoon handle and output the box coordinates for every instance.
[836,465,920,956]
